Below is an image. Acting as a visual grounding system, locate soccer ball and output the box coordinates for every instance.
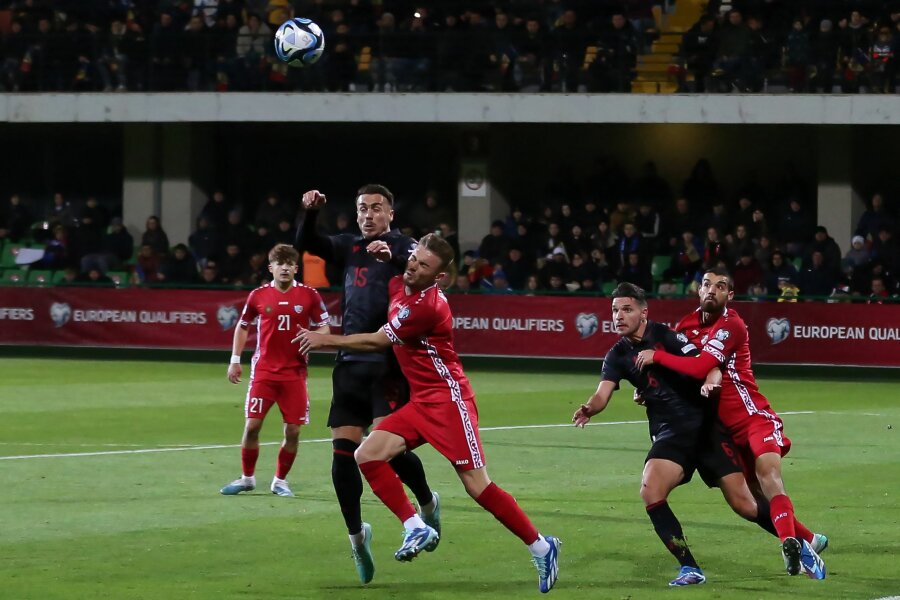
[274,18,325,67]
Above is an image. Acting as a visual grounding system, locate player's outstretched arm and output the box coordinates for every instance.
[227,324,250,384]
[293,327,392,355]
[639,349,719,380]
[573,380,617,428]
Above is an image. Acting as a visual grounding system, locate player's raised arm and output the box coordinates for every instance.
[227,322,250,384]
[573,380,617,428]
[293,326,392,355]
[295,189,336,260]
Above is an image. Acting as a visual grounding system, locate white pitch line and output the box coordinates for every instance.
[0,410,817,461]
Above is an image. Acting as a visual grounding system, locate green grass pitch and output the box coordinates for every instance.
[0,357,898,600]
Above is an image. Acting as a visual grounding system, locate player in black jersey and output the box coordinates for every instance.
[572,283,778,587]
[296,184,438,584]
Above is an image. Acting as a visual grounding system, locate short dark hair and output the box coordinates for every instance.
[704,266,734,290]
[356,184,394,206]
[611,282,647,306]
[419,233,455,270]
[268,243,299,264]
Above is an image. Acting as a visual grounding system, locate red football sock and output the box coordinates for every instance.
[770,494,797,541]
[276,448,297,480]
[241,447,259,477]
[358,460,417,522]
[475,482,539,545]
[793,518,814,543]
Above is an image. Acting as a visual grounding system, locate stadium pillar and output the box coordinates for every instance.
[122,124,159,240]
[816,127,864,255]
[123,124,213,247]
[457,133,509,253]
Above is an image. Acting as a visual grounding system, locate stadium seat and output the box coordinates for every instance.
[659,81,679,93]
[357,46,372,72]
[0,268,27,285]
[107,271,130,287]
[52,270,72,285]
[0,242,25,268]
[651,255,672,281]
[27,270,53,286]
[656,281,684,297]
[601,281,617,295]
[631,81,659,93]
[792,257,802,271]
[582,45,598,70]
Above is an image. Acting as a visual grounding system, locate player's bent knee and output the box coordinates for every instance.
[731,499,758,520]
[639,483,667,506]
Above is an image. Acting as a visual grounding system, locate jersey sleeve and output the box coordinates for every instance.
[296,210,339,263]
[701,318,747,364]
[307,289,330,328]
[238,290,259,329]
[600,348,624,386]
[661,326,700,357]
[382,299,438,345]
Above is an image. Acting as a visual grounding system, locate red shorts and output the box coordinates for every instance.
[729,412,792,485]
[374,397,486,471]
[245,378,309,425]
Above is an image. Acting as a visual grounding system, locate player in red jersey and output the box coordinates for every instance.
[294,234,561,594]
[634,267,827,579]
[220,244,330,498]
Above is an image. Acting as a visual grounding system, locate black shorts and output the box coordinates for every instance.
[326,360,410,429]
[645,423,742,488]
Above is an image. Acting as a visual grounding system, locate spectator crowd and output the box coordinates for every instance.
[3,157,897,303]
[680,1,900,92]
[1,1,896,93]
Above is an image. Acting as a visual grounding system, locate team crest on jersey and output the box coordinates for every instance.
[715,329,730,341]
[676,332,689,343]
[294,305,303,313]
[398,306,410,320]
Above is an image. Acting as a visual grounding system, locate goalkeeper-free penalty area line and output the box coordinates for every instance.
[0,411,818,461]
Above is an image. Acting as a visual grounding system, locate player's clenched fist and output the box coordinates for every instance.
[366,240,392,262]
[302,190,327,210]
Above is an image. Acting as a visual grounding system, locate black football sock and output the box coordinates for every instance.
[646,500,700,569]
[332,438,363,535]
[389,451,434,508]
[754,497,780,537]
